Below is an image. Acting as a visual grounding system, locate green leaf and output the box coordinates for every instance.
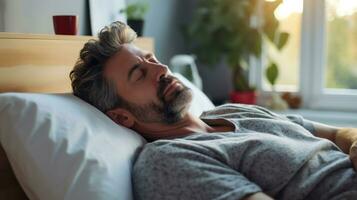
[227,54,239,68]
[264,0,283,13]
[263,17,279,43]
[250,30,262,57]
[120,2,149,19]
[182,0,285,91]
[262,1,281,43]
[277,32,290,50]
[266,62,279,86]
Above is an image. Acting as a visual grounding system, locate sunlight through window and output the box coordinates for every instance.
[263,0,303,91]
[325,0,357,90]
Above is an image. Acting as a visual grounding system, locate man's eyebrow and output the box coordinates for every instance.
[128,63,140,81]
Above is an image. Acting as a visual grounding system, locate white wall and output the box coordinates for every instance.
[139,0,194,65]
[0,0,192,64]
[0,0,90,35]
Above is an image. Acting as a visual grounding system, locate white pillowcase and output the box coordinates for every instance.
[0,93,146,200]
[0,75,214,200]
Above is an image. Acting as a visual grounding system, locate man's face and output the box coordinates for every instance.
[104,44,192,124]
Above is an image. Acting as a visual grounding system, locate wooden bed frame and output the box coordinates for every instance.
[0,32,154,199]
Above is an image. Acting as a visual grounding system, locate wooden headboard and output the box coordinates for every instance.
[0,32,154,93]
[0,32,154,200]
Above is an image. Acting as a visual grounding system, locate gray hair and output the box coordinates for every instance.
[70,21,137,112]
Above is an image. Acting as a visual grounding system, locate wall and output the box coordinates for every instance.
[0,0,90,35]
[197,60,233,104]
[0,0,193,65]
[0,0,4,31]
[139,0,194,65]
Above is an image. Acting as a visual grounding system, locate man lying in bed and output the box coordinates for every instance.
[70,21,357,200]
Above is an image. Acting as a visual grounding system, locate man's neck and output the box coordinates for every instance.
[133,113,229,141]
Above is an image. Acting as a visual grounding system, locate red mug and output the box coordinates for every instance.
[52,15,78,35]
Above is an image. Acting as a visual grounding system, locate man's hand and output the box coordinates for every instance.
[243,192,274,200]
[350,140,357,171]
[335,128,357,171]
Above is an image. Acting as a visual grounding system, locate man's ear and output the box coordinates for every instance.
[106,108,135,128]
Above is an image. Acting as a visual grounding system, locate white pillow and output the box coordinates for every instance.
[0,74,214,200]
[0,93,146,200]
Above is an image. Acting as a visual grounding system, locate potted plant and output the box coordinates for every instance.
[120,2,149,36]
[184,0,289,104]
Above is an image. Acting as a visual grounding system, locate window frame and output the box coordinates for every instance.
[254,0,357,111]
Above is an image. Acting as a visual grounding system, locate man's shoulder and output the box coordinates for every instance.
[201,103,271,118]
[134,139,186,163]
[134,136,215,167]
[137,138,197,157]
[133,138,203,176]
[140,140,176,155]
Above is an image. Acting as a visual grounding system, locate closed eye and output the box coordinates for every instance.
[135,67,147,81]
[128,63,141,81]
[149,57,158,63]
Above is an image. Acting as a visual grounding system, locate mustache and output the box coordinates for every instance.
[157,75,178,100]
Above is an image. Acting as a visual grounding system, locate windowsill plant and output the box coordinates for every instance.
[184,0,289,104]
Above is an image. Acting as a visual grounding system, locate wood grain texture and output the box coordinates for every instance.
[0,32,154,93]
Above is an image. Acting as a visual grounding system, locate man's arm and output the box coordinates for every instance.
[306,120,338,143]
[305,120,357,153]
[305,120,357,171]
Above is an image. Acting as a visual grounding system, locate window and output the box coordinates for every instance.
[325,0,357,90]
[255,0,357,111]
[263,0,303,92]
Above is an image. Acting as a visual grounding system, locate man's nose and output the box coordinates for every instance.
[154,63,169,82]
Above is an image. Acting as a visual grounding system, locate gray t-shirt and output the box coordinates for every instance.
[133,104,357,200]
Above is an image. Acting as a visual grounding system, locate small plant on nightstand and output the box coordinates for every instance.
[120,2,149,36]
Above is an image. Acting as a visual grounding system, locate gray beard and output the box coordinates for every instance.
[126,87,192,124]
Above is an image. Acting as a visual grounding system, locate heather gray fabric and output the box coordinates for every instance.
[133,104,357,200]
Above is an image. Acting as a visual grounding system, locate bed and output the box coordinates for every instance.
[0,33,153,199]
[0,32,215,200]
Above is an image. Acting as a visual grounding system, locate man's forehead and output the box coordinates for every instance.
[122,43,145,55]
[115,43,144,61]
[104,44,144,77]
